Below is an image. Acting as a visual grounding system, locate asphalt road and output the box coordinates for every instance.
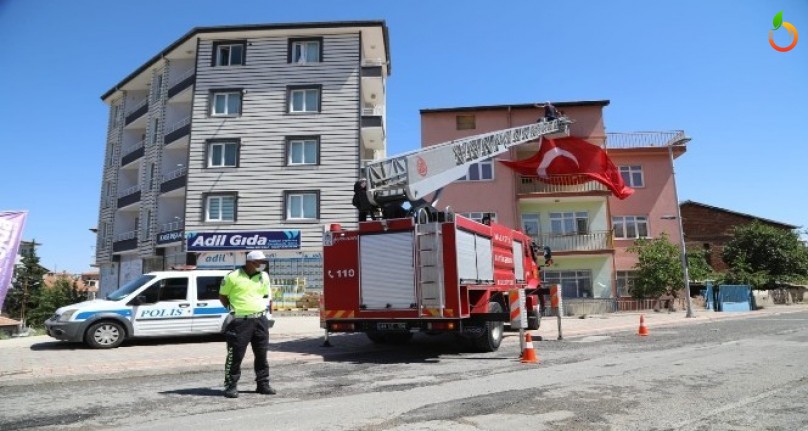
[2,311,807,430]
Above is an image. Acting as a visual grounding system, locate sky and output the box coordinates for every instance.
[1,0,806,273]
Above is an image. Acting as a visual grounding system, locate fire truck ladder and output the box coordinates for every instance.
[365,118,570,206]
[416,222,445,316]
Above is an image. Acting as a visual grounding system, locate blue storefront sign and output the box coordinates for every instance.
[157,230,184,245]
[186,230,301,251]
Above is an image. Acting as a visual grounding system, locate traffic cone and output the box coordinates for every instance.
[520,333,540,363]
[638,314,649,336]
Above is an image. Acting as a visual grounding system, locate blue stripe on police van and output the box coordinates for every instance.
[193,307,228,315]
[76,309,132,320]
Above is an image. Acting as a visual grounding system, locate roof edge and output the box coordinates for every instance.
[681,200,799,229]
[420,100,611,113]
[101,20,389,102]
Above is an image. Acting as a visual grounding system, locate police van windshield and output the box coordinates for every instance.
[106,275,156,301]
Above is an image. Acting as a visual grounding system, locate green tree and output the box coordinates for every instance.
[722,222,808,288]
[27,277,89,327]
[627,233,682,299]
[3,242,47,323]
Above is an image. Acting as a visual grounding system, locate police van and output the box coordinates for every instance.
[44,269,268,349]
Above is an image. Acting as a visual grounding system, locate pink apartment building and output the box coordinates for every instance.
[420,100,689,305]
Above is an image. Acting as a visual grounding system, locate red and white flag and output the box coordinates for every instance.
[499,137,634,199]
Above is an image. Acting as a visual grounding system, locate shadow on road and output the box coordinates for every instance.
[30,334,224,351]
[268,332,520,364]
[160,387,223,397]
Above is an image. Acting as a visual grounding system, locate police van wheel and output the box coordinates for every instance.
[85,321,125,349]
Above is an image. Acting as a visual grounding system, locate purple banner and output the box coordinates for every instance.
[0,211,28,312]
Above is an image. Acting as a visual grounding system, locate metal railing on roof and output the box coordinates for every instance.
[605,131,689,149]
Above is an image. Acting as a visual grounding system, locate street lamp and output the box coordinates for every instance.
[664,136,694,318]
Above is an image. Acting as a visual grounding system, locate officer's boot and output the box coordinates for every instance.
[256,382,276,395]
[224,382,239,398]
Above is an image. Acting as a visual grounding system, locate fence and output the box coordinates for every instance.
[540,296,688,316]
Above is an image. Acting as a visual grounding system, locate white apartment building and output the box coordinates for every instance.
[95,21,390,295]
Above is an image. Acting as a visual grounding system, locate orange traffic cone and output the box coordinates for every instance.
[520,333,540,363]
[638,314,649,336]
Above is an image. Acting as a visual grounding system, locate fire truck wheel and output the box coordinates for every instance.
[472,302,504,352]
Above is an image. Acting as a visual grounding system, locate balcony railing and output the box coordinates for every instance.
[169,68,195,87]
[532,230,613,252]
[605,131,689,149]
[165,116,191,135]
[159,220,184,233]
[113,230,137,242]
[162,166,187,182]
[117,184,141,198]
[518,176,608,194]
[125,98,148,116]
[362,105,385,116]
[361,59,386,67]
[121,139,145,156]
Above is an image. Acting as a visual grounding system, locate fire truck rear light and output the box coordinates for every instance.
[330,223,342,232]
[329,322,355,332]
[427,322,455,331]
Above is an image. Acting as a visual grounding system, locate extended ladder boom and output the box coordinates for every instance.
[365,118,570,205]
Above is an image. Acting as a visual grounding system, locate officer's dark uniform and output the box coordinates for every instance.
[219,265,273,398]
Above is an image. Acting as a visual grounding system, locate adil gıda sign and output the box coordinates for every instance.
[186,230,301,251]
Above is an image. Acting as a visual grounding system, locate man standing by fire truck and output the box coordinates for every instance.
[219,250,275,398]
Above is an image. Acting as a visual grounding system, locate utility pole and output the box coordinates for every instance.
[667,143,695,318]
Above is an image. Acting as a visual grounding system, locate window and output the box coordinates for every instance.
[289,38,322,63]
[211,91,242,116]
[285,191,318,220]
[213,41,245,66]
[612,216,649,239]
[460,212,497,223]
[148,163,156,189]
[197,276,225,300]
[111,104,121,127]
[151,118,160,144]
[456,115,476,130]
[550,212,588,235]
[144,210,151,236]
[152,73,163,100]
[206,194,236,222]
[286,137,319,165]
[542,270,593,298]
[522,213,540,238]
[207,141,239,168]
[458,159,493,181]
[288,87,321,113]
[616,271,637,297]
[140,277,189,303]
[619,165,644,187]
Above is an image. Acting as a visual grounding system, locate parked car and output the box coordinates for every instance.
[44,269,270,348]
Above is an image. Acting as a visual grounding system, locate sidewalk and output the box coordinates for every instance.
[536,303,808,340]
[1,304,805,384]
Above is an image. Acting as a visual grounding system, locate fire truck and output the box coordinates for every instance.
[321,117,569,351]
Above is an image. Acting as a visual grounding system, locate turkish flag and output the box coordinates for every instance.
[499,137,634,199]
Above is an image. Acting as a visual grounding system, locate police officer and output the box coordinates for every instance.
[219,250,275,398]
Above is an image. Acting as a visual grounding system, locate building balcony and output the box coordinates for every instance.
[361,104,385,151]
[605,130,688,149]
[518,176,609,195]
[168,69,195,100]
[361,64,385,107]
[532,230,613,253]
[120,139,145,166]
[160,166,187,194]
[117,185,141,208]
[112,230,137,252]
[164,116,191,145]
[124,98,149,126]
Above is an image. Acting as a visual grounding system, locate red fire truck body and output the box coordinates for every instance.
[322,214,543,351]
